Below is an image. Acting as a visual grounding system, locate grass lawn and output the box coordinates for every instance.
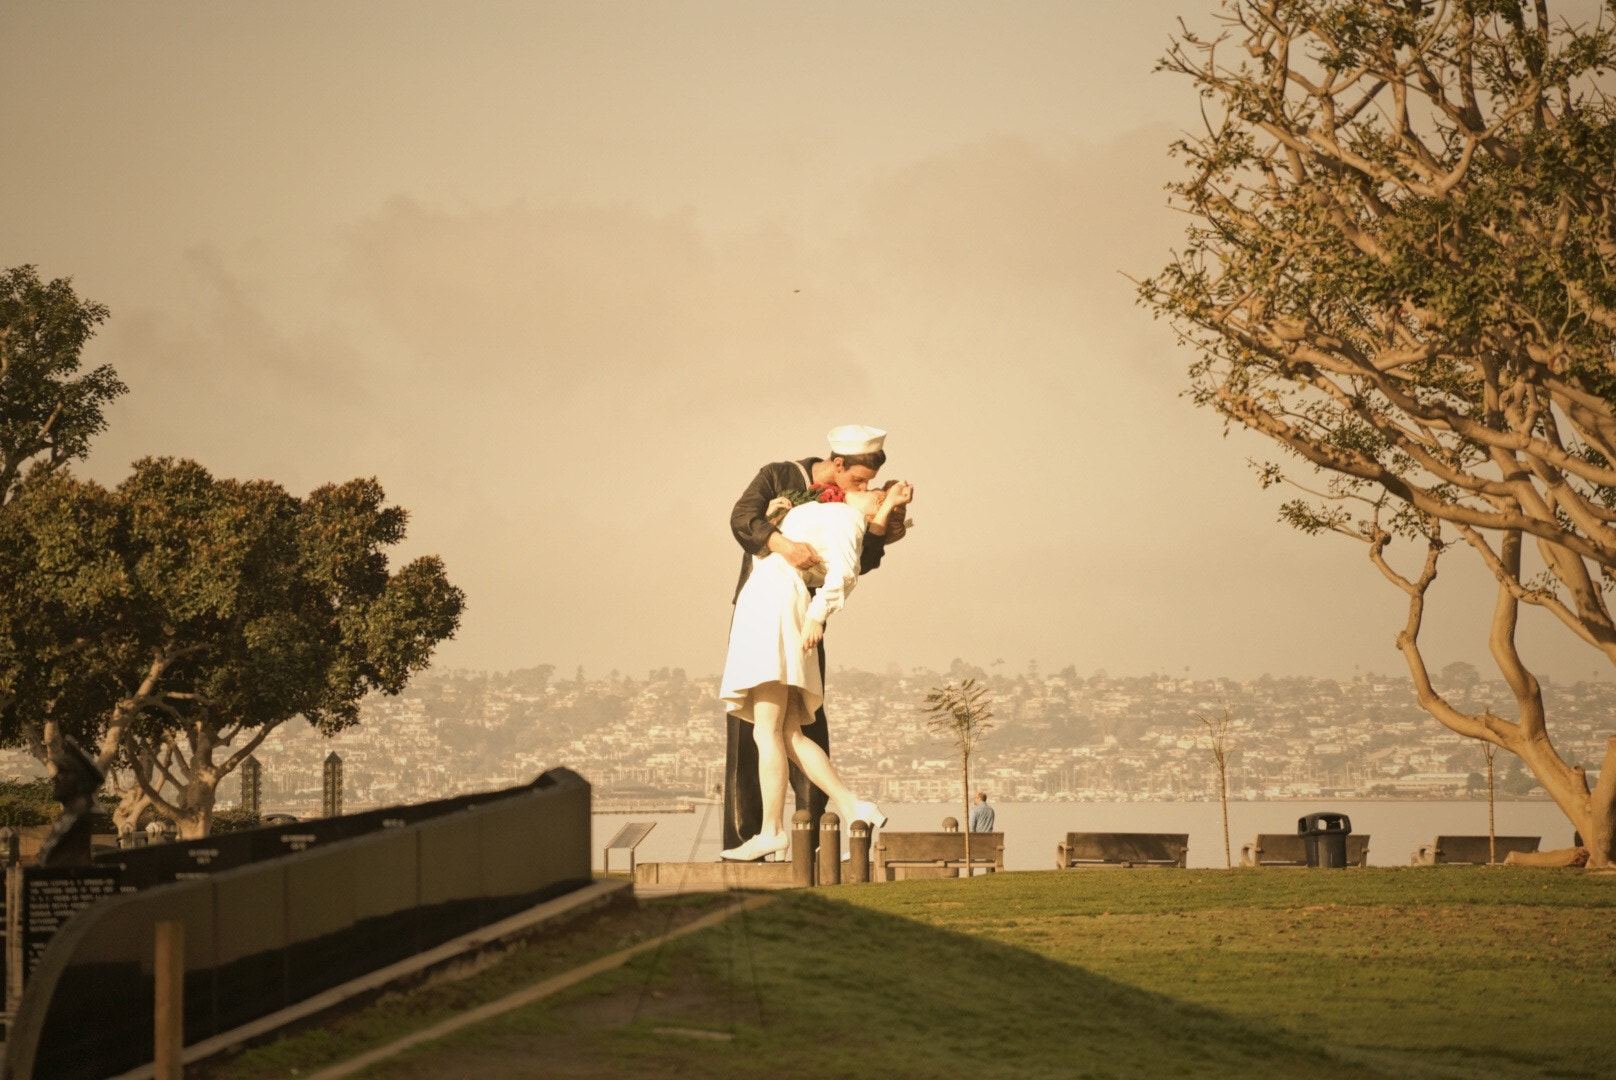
[212,867,1616,1079]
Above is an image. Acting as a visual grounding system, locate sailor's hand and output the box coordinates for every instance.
[884,480,914,507]
[782,538,822,571]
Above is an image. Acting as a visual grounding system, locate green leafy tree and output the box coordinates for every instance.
[0,266,125,748]
[0,467,137,769]
[0,777,59,826]
[1141,0,1616,865]
[1,458,466,837]
[922,678,995,875]
[0,465,192,830]
[0,265,124,508]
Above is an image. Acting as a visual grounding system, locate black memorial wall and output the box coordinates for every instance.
[4,767,592,1080]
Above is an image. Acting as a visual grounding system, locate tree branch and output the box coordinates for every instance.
[220,721,281,776]
[1371,524,1509,744]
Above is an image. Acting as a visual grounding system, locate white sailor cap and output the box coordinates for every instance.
[826,424,886,456]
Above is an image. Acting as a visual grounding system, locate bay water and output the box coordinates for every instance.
[593,798,1580,872]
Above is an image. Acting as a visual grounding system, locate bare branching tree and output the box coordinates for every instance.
[1192,704,1238,867]
[1141,0,1616,866]
[923,679,995,876]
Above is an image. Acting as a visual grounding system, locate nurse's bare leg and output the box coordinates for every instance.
[792,640,830,835]
[751,683,791,838]
[782,689,868,821]
[720,683,792,861]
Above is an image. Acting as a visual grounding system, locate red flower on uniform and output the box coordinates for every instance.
[769,483,848,523]
[811,483,846,503]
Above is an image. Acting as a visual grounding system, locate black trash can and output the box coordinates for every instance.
[1298,812,1352,868]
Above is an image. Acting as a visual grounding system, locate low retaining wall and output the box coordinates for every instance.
[4,768,591,1080]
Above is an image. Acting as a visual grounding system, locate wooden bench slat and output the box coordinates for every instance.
[1410,835,1540,865]
[872,832,1004,881]
[1239,833,1371,867]
[1056,832,1188,869]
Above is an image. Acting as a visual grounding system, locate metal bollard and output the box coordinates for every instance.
[791,809,815,887]
[846,821,871,883]
[818,812,842,885]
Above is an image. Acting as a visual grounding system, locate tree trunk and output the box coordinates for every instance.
[1574,736,1616,868]
[961,755,972,878]
[111,782,151,838]
[171,776,218,840]
[1427,701,1616,868]
[1516,735,1616,869]
[1391,542,1615,868]
[130,721,238,841]
[1592,766,1616,867]
[1219,766,1231,869]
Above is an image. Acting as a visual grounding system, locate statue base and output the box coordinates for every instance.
[632,860,796,893]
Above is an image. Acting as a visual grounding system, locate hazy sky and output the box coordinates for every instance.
[2,2,1595,685]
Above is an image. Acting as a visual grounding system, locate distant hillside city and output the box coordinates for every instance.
[50,662,1598,817]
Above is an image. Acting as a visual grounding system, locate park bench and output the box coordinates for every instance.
[1410,834,1540,865]
[1056,832,1188,869]
[872,831,1003,880]
[1239,833,1371,867]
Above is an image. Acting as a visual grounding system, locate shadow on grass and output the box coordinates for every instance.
[355,889,1450,1080]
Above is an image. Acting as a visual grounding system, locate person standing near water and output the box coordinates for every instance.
[970,792,995,833]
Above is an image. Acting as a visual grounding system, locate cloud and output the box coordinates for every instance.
[89,246,373,490]
[339,195,873,403]
[84,123,1512,683]
[849,127,1183,299]
[331,124,1187,425]
[342,197,696,384]
[264,128,1239,676]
